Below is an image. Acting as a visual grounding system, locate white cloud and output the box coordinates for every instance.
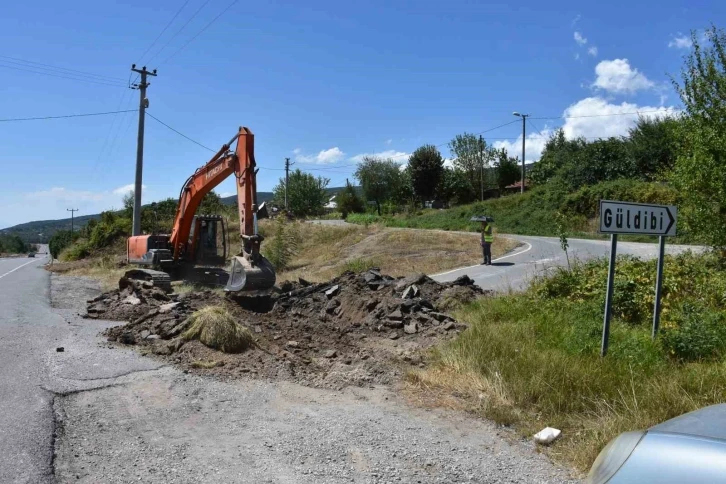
[571,14,581,27]
[493,129,552,164]
[112,183,146,195]
[492,97,679,163]
[668,33,692,49]
[592,59,654,94]
[588,46,598,57]
[350,150,411,164]
[575,53,580,61]
[219,192,235,198]
[295,147,345,164]
[560,97,678,139]
[385,139,393,146]
[574,31,588,45]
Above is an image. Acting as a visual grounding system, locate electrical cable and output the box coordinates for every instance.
[0,63,128,88]
[0,109,137,122]
[530,108,683,120]
[137,0,192,64]
[0,55,128,83]
[145,0,213,64]
[159,0,240,66]
[145,111,216,151]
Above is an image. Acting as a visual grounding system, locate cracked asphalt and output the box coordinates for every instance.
[0,252,162,483]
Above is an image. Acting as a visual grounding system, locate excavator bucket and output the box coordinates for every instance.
[225,255,276,292]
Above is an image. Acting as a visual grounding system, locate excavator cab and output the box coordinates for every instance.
[189,215,227,267]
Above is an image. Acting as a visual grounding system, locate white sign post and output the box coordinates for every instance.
[598,200,678,356]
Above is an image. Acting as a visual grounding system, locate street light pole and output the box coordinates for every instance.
[513,112,529,194]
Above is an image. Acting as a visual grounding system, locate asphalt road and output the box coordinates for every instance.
[433,235,702,291]
[0,251,160,483]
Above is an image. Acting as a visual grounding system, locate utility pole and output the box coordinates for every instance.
[479,135,484,201]
[130,64,157,236]
[67,209,79,233]
[513,112,529,194]
[284,157,294,211]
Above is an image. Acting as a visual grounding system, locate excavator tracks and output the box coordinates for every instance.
[124,269,172,292]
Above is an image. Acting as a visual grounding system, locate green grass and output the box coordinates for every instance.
[409,251,726,472]
[347,180,699,244]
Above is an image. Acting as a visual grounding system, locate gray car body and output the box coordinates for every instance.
[604,404,726,483]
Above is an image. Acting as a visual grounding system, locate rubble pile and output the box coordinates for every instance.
[88,270,491,389]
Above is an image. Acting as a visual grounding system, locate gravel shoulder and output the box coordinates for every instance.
[53,274,580,483]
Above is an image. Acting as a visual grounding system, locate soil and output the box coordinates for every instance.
[87,269,491,389]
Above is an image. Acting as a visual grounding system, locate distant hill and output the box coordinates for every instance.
[2,186,357,243]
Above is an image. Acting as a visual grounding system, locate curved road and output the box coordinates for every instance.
[432,235,702,291]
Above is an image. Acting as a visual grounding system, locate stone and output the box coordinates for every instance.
[430,312,450,322]
[56,347,64,352]
[418,299,434,310]
[279,280,294,292]
[401,285,420,299]
[119,332,136,345]
[400,299,418,313]
[87,303,107,314]
[404,323,419,334]
[167,319,189,338]
[395,273,428,290]
[140,330,150,339]
[388,331,400,340]
[325,285,340,298]
[443,322,456,331]
[324,349,337,358]
[146,334,161,340]
[365,299,379,311]
[325,299,341,314]
[298,277,312,287]
[253,325,263,334]
[451,275,475,286]
[364,270,382,283]
[286,341,300,348]
[122,295,141,306]
[388,309,403,320]
[384,320,404,329]
[158,302,180,314]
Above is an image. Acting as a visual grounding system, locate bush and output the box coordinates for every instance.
[661,304,726,361]
[262,217,301,270]
[563,179,679,218]
[0,234,28,254]
[61,240,91,261]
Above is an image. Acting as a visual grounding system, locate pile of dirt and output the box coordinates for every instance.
[88,270,490,389]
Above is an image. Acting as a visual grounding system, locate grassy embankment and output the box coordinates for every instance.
[48,221,519,289]
[347,179,693,244]
[408,250,726,472]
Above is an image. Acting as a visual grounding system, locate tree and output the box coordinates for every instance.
[198,190,224,215]
[272,169,330,217]
[671,26,726,250]
[628,116,681,181]
[354,156,403,215]
[122,190,134,219]
[436,168,476,205]
[408,145,444,203]
[449,133,488,193]
[336,181,365,218]
[493,148,520,190]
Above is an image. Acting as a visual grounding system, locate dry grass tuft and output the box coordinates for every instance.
[182,306,255,353]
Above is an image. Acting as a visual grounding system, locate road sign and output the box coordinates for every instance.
[599,200,677,237]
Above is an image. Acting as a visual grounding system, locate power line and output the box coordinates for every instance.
[138,0,192,64]
[159,0,240,66]
[530,108,683,120]
[0,55,128,83]
[0,63,128,88]
[145,0,213,64]
[0,109,136,123]
[145,111,216,151]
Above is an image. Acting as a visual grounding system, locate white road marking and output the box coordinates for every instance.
[432,241,533,277]
[0,258,41,280]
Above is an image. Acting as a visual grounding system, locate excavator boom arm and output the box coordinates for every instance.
[168,127,257,262]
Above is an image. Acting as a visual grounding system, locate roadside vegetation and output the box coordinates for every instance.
[0,234,30,255]
[409,250,726,471]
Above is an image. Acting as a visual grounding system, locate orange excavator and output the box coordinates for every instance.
[126,127,276,292]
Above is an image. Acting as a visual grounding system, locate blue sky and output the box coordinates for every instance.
[0,0,719,228]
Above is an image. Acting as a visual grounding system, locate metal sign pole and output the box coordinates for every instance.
[652,236,666,340]
[601,234,618,357]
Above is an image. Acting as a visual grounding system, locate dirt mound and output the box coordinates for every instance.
[88,270,490,389]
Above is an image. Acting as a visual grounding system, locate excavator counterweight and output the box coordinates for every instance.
[126,126,275,293]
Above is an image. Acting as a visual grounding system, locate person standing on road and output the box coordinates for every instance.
[481,220,493,265]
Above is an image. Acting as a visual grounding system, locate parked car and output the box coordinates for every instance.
[27,252,35,258]
[586,403,726,483]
